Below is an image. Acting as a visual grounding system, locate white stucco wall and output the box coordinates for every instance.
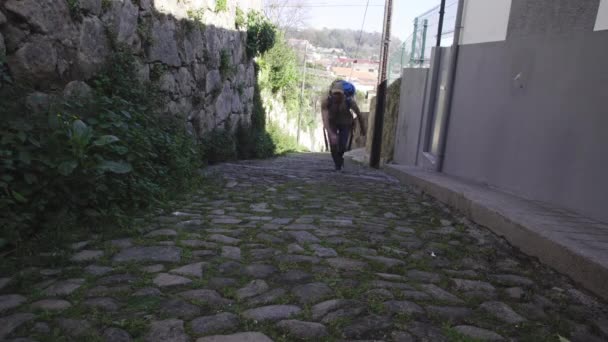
[595,0,608,31]
[460,0,513,45]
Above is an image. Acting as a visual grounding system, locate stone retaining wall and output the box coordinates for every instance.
[0,0,262,135]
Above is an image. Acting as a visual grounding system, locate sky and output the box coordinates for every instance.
[275,0,442,40]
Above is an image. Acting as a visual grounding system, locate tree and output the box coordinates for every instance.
[264,0,309,34]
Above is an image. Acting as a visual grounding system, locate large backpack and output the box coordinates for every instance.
[325,80,358,151]
[327,80,356,111]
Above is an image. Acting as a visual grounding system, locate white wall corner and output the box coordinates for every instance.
[595,0,608,31]
[460,0,513,45]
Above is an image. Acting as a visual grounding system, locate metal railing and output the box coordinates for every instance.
[388,0,458,82]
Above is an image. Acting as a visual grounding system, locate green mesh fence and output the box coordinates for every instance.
[389,0,458,83]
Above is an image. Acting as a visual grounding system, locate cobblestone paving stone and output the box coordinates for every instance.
[1,153,608,341]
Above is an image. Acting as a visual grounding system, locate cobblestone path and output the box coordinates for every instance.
[1,153,607,341]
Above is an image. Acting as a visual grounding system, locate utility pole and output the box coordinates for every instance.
[436,0,447,46]
[369,0,393,169]
[297,42,308,145]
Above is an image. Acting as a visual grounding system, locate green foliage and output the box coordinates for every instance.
[215,0,227,13]
[0,45,202,248]
[257,33,315,130]
[66,0,82,19]
[306,62,326,71]
[101,0,112,12]
[137,18,153,48]
[219,50,234,79]
[201,127,236,164]
[246,11,276,58]
[251,77,267,132]
[258,33,299,94]
[235,123,275,160]
[186,8,205,31]
[442,325,484,342]
[267,123,303,155]
[235,7,246,29]
[93,43,151,104]
[149,64,167,83]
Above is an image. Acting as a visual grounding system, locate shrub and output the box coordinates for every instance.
[201,128,236,163]
[215,0,227,13]
[258,33,305,124]
[235,122,275,160]
[235,7,246,29]
[0,45,202,249]
[186,8,205,31]
[267,123,303,155]
[258,33,299,94]
[246,11,276,58]
[66,0,82,19]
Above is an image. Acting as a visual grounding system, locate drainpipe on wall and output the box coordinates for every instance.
[436,0,466,172]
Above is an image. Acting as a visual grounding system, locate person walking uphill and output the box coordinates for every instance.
[322,80,366,171]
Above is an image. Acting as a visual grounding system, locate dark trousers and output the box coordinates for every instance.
[329,124,351,170]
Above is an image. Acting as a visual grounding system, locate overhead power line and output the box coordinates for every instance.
[280,4,382,8]
[349,0,371,81]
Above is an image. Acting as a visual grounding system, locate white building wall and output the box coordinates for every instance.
[460,0,513,45]
[596,0,608,31]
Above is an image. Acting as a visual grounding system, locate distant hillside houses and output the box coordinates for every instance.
[287,39,379,100]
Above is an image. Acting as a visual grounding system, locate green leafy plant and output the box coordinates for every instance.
[201,121,236,164]
[235,7,246,29]
[215,0,227,13]
[258,33,298,94]
[257,32,307,127]
[246,11,276,58]
[149,64,168,82]
[0,44,202,249]
[66,0,82,19]
[267,123,304,155]
[137,18,153,48]
[186,8,205,31]
[219,50,234,79]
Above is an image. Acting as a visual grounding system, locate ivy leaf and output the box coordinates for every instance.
[93,135,120,146]
[71,120,92,144]
[113,146,129,155]
[11,190,27,203]
[558,336,570,342]
[97,160,132,174]
[28,137,41,147]
[58,160,78,176]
